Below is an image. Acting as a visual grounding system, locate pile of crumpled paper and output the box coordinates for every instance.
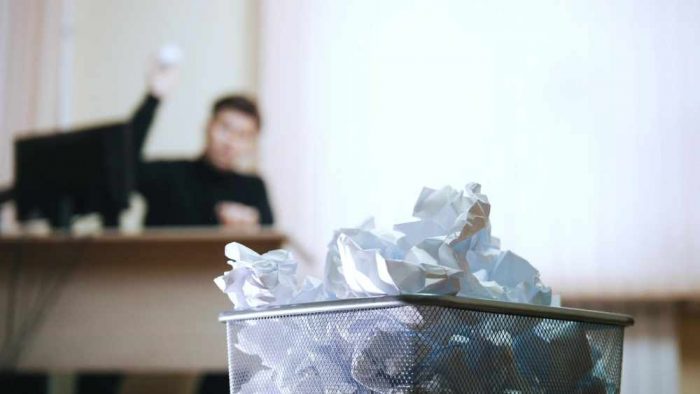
[213,183,623,394]
[215,182,553,309]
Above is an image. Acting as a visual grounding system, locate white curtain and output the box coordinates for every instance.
[567,301,680,393]
[621,305,679,394]
[0,0,73,229]
[258,0,700,296]
[258,1,694,391]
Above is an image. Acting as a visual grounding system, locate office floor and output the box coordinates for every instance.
[3,373,227,394]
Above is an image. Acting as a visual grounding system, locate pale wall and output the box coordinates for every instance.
[259,0,700,299]
[70,0,259,159]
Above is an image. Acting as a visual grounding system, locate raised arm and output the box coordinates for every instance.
[130,93,160,160]
[130,56,180,165]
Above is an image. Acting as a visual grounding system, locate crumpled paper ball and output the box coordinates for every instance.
[214,243,324,310]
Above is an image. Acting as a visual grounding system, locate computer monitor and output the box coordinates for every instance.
[13,122,133,228]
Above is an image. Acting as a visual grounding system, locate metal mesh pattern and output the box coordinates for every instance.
[225,304,625,393]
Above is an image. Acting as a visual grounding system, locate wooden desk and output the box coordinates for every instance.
[0,228,285,372]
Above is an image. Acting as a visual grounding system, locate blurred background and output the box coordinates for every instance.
[1,0,699,393]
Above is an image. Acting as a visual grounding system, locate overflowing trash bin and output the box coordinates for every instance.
[219,295,633,393]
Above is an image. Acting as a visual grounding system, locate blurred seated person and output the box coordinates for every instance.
[131,61,273,228]
[124,61,273,394]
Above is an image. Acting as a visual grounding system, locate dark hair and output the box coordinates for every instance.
[211,95,261,129]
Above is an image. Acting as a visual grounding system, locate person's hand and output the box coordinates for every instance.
[215,202,260,228]
[147,62,179,99]
[147,44,182,99]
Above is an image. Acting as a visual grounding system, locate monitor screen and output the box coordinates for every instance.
[14,122,133,228]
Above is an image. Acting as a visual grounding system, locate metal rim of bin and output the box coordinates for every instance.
[218,294,634,327]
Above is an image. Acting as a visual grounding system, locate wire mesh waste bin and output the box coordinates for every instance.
[219,295,633,393]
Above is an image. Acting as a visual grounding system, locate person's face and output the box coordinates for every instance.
[204,109,258,171]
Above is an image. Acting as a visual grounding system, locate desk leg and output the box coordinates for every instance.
[48,373,76,394]
[120,373,200,394]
